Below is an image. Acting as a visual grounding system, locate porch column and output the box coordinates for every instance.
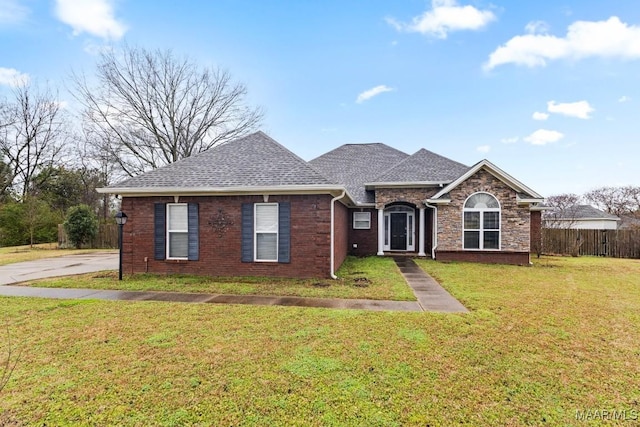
[377,208,385,256]
[418,207,426,257]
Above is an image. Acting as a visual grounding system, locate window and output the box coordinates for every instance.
[255,203,278,261]
[167,204,188,258]
[353,212,371,229]
[154,203,199,261]
[241,202,290,264]
[463,193,500,250]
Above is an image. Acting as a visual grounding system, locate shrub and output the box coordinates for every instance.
[63,205,98,249]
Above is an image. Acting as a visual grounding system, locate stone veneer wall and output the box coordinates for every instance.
[437,169,531,253]
[375,187,440,209]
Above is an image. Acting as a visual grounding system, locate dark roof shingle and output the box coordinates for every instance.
[309,143,409,204]
[112,131,334,189]
[373,148,469,183]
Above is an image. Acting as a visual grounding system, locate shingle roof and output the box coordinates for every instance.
[373,148,469,183]
[309,143,409,204]
[549,205,620,220]
[111,131,334,189]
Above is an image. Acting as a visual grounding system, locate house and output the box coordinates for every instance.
[98,131,544,279]
[544,205,620,230]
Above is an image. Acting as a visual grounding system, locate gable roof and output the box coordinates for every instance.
[427,159,544,203]
[309,143,409,204]
[369,148,469,185]
[547,205,620,221]
[100,131,344,196]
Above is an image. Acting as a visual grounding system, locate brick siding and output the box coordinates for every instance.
[348,208,378,256]
[121,194,345,279]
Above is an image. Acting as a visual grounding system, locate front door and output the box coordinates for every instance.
[390,213,407,250]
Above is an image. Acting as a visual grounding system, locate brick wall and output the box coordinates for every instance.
[120,194,339,279]
[530,210,542,255]
[348,208,378,256]
[436,169,531,264]
[333,202,349,270]
[437,251,531,265]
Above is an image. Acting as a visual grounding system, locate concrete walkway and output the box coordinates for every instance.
[0,253,467,313]
[0,252,118,285]
[0,285,423,312]
[393,257,468,313]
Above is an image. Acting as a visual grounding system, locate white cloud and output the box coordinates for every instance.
[0,0,29,25]
[55,0,126,40]
[387,0,495,39]
[485,16,640,70]
[532,111,549,121]
[618,95,630,103]
[356,85,394,104]
[525,20,549,35]
[500,136,519,144]
[547,100,594,119]
[524,129,564,145]
[0,67,29,87]
[476,145,490,153]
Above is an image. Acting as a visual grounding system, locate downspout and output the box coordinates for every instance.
[330,190,347,279]
[424,202,438,259]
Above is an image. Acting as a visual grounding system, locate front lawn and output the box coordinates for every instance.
[19,256,416,301]
[1,256,639,425]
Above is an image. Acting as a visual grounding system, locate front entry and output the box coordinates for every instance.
[390,213,407,250]
[383,205,415,252]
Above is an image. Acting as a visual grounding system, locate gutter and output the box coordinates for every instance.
[330,190,347,279]
[424,202,438,259]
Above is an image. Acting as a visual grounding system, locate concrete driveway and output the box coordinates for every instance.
[0,252,118,285]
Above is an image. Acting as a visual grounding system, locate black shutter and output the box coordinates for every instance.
[241,203,254,262]
[187,203,199,261]
[154,203,166,260]
[278,202,291,263]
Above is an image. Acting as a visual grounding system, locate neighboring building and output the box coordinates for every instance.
[98,131,544,279]
[544,205,620,230]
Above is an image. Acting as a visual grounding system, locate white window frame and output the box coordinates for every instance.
[462,192,501,251]
[254,203,279,262]
[353,212,371,229]
[166,203,189,260]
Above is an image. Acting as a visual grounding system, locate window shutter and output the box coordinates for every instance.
[154,203,166,260]
[241,203,254,262]
[188,203,199,261]
[278,202,290,263]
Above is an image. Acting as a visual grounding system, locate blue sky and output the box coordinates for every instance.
[1,0,640,197]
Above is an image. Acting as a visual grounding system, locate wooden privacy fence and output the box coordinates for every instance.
[542,228,640,259]
[58,224,119,249]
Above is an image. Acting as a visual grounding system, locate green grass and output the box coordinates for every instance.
[0,243,115,266]
[21,256,416,301]
[1,256,640,425]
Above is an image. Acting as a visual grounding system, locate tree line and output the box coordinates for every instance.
[545,186,640,229]
[0,44,262,247]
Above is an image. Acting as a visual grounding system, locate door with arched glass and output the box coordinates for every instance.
[383,205,415,252]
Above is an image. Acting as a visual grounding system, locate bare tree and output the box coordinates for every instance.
[585,186,640,217]
[0,82,67,199]
[543,193,583,229]
[72,45,264,177]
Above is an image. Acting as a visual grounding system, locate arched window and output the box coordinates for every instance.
[463,193,500,250]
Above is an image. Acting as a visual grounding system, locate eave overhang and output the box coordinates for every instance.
[365,181,449,190]
[425,198,451,205]
[430,159,543,201]
[97,185,358,206]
